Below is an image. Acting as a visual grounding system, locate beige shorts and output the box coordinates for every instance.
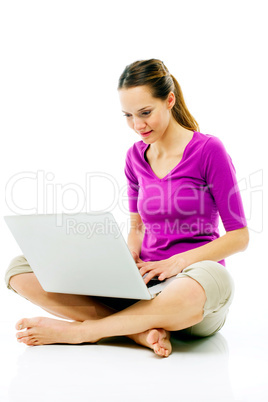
[5,256,234,338]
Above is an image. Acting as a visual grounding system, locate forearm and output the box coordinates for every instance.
[135,227,249,284]
[178,227,249,270]
[127,229,145,257]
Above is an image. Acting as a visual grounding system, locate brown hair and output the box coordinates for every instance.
[118,59,199,132]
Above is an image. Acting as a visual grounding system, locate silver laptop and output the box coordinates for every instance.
[4,212,176,300]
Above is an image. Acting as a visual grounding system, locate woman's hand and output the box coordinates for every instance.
[134,254,188,285]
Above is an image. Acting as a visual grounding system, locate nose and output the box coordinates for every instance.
[133,116,146,132]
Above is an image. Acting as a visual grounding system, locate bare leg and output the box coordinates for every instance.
[16,277,206,357]
[10,273,170,355]
[10,273,116,321]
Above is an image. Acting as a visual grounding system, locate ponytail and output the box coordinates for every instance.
[170,74,200,132]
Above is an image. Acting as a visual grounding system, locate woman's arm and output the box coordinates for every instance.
[176,226,250,269]
[127,212,145,260]
[137,226,249,284]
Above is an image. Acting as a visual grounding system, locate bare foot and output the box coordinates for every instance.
[15,317,84,346]
[15,317,172,357]
[129,329,172,357]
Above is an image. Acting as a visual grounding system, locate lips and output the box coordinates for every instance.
[140,130,152,136]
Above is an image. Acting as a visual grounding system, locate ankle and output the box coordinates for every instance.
[80,320,101,343]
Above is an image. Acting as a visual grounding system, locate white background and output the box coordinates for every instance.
[0,1,267,401]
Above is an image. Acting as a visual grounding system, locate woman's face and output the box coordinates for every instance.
[118,85,175,142]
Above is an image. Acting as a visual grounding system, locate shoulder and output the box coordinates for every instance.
[124,140,147,179]
[197,133,234,177]
[125,140,147,161]
[193,131,230,161]
[185,131,225,161]
[194,131,225,151]
[202,133,230,159]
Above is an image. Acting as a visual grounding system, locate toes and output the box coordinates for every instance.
[16,330,28,340]
[17,336,38,346]
[154,343,163,355]
[146,329,171,357]
[15,318,28,330]
[15,318,34,330]
[153,343,170,357]
[15,318,41,346]
[16,329,34,340]
[15,317,42,330]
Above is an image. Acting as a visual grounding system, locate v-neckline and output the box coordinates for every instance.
[143,131,196,181]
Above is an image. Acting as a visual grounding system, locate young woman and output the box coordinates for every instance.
[5,59,249,357]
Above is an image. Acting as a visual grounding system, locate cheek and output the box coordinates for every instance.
[149,114,164,129]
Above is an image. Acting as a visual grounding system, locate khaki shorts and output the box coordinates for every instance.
[5,256,234,338]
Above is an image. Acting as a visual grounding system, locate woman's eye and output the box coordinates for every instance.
[123,111,151,118]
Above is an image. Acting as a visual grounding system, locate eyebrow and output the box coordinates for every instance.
[122,106,152,113]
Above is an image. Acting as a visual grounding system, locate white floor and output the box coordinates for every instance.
[1,253,268,402]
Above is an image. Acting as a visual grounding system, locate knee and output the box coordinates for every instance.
[160,277,207,318]
[181,279,206,319]
[5,255,34,294]
[187,278,207,306]
[9,273,32,293]
[9,272,46,302]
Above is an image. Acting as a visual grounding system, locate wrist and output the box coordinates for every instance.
[129,249,139,256]
[172,252,189,273]
[129,250,139,261]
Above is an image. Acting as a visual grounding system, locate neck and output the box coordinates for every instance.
[150,118,193,158]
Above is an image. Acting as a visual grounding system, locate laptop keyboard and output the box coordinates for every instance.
[147,277,164,288]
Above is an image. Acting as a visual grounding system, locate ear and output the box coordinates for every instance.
[167,91,176,110]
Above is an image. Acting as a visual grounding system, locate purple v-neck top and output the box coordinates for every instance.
[124,131,247,267]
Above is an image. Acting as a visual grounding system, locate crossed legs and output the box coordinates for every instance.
[10,272,206,357]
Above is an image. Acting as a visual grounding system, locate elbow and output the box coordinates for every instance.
[240,226,250,251]
[227,226,250,252]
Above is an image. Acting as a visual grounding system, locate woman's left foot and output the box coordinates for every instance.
[15,317,84,346]
[129,328,172,357]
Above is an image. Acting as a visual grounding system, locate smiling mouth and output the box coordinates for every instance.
[140,130,152,136]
